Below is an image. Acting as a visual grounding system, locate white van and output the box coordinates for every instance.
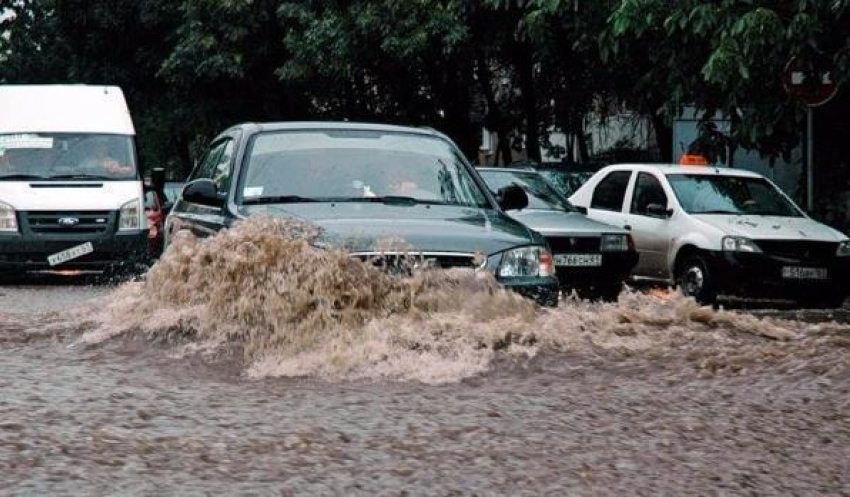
[569,163,850,306]
[0,85,148,276]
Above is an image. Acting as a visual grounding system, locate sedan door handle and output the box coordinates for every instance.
[624,224,632,230]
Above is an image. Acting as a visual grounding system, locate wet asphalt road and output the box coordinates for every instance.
[1,277,848,496]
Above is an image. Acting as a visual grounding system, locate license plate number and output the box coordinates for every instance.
[554,253,602,267]
[47,242,94,266]
[781,266,827,280]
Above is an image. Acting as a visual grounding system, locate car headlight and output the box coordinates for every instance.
[0,201,17,232]
[601,234,629,252]
[498,246,554,278]
[837,240,850,257]
[118,198,141,231]
[722,236,762,253]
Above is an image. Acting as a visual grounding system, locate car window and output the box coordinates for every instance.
[144,190,158,209]
[630,172,668,216]
[210,140,234,194]
[190,140,227,183]
[666,174,802,217]
[591,171,631,211]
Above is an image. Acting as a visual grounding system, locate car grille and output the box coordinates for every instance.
[24,211,113,235]
[755,240,838,261]
[352,252,482,271]
[546,236,601,254]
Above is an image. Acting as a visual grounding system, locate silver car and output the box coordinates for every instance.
[478,167,638,300]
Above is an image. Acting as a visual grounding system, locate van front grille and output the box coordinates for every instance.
[24,211,113,235]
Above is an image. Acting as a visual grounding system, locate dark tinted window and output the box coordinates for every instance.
[630,173,668,216]
[591,171,631,211]
[190,139,234,194]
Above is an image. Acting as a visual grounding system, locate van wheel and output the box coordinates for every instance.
[675,254,717,305]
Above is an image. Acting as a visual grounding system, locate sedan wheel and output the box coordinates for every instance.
[675,255,717,305]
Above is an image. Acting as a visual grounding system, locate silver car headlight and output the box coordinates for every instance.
[722,236,762,253]
[118,198,141,231]
[837,240,850,257]
[0,201,17,232]
[601,234,629,252]
[498,246,555,278]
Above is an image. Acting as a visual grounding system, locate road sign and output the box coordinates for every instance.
[782,56,839,107]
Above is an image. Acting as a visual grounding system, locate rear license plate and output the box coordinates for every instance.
[781,266,828,280]
[554,253,602,267]
[47,242,94,266]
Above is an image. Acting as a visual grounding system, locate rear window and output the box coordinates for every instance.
[591,171,631,211]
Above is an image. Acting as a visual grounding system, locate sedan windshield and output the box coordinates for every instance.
[0,133,137,180]
[538,169,595,198]
[479,170,574,212]
[238,130,490,208]
[667,173,802,217]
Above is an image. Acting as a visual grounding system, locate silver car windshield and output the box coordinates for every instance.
[667,173,802,217]
[0,133,137,180]
[479,170,574,212]
[239,130,490,208]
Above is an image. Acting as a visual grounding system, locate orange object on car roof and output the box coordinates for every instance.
[679,153,708,166]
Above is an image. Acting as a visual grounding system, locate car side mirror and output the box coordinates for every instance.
[497,184,529,211]
[182,179,224,208]
[646,203,672,218]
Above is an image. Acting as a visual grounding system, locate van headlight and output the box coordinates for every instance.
[118,198,141,231]
[0,201,17,232]
[498,246,554,278]
[601,234,629,252]
[837,240,850,257]
[722,236,762,253]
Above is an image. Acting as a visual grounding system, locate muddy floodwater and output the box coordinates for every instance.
[1,218,849,495]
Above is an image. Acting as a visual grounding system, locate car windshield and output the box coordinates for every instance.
[238,130,490,208]
[538,169,595,198]
[479,170,574,212]
[0,133,137,180]
[666,173,802,217]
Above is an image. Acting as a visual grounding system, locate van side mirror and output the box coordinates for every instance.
[496,184,529,211]
[646,203,673,218]
[182,179,223,208]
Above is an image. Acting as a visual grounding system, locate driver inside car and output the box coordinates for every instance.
[80,139,133,176]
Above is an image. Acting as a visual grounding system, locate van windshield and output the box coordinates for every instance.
[666,173,803,217]
[0,133,137,180]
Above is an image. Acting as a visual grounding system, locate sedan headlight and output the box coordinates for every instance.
[722,236,762,253]
[498,246,554,278]
[601,234,629,252]
[118,198,141,231]
[0,201,17,232]
[837,240,850,257]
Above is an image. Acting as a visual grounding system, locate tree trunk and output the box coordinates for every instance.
[651,112,673,162]
[476,53,512,165]
[515,45,541,162]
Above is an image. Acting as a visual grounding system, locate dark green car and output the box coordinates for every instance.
[165,122,560,306]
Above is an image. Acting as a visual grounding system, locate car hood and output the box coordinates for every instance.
[692,214,847,242]
[238,202,538,255]
[508,209,629,236]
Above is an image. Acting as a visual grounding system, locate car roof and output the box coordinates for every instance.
[477,167,543,175]
[220,121,449,141]
[597,163,763,178]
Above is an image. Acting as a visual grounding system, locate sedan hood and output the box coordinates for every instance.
[238,202,538,255]
[692,214,847,242]
[508,209,629,236]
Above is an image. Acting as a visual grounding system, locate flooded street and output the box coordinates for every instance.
[1,222,848,495]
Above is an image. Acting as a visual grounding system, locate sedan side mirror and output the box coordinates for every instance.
[646,203,673,218]
[182,179,224,208]
[497,184,529,211]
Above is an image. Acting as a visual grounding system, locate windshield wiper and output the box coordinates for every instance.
[0,174,49,180]
[242,195,320,205]
[694,209,741,215]
[336,196,450,206]
[49,174,113,180]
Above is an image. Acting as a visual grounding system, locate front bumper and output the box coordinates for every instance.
[705,250,850,298]
[554,251,638,291]
[0,230,149,271]
[498,275,561,307]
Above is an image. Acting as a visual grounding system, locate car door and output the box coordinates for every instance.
[167,137,235,241]
[587,170,633,228]
[625,172,673,279]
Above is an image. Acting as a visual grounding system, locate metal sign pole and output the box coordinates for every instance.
[807,106,814,212]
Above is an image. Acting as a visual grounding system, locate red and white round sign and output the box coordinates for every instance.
[782,56,839,107]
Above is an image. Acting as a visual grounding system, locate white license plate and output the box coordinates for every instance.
[47,242,94,266]
[781,266,828,280]
[554,253,602,267]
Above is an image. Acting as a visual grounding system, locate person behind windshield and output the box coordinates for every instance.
[80,139,133,177]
